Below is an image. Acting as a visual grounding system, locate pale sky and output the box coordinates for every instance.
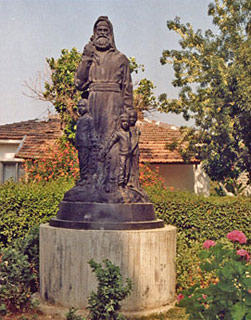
[0,0,214,126]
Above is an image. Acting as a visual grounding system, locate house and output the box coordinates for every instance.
[0,116,210,195]
[0,117,62,183]
[138,119,210,195]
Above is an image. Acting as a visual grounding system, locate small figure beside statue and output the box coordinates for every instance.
[75,99,141,191]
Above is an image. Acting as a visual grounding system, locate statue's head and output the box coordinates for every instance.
[93,16,116,51]
[129,110,138,126]
[119,113,130,131]
[78,99,88,116]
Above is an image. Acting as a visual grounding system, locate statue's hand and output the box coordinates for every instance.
[83,42,95,57]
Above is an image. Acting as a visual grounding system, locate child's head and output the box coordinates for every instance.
[78,99,88,116]
[129,110,137,126]
[119,113,130,131]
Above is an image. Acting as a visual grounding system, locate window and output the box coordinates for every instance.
[0,161,24,183]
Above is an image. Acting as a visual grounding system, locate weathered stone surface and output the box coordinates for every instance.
[40,224,176,312]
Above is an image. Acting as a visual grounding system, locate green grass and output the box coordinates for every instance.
[128,307,188,320]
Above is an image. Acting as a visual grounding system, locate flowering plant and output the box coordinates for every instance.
[139,164,166,189]
[177,230,251,320]
[23,140,79,182]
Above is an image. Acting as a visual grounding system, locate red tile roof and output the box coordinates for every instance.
[0,117,62,159]
[138,120,199,163]
[0,117,199,164]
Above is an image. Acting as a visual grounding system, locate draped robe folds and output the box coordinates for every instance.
[75,47,133,189]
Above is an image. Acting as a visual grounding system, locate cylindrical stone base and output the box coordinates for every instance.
[40,224,176,313]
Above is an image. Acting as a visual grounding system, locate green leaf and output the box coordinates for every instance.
[244,294,251,307]
[245,312,251,320]
[218,280,235,293]
[231,302,247,320]
[198,250,211,259]
[242,278,251,289]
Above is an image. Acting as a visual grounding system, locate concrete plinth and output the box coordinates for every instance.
[40,224,176,313]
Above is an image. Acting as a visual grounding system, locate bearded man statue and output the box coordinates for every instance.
[75,16,133,140]
[74,16,134,193]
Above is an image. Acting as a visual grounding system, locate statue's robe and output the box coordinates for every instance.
[75,47,133,189]
[75,48,133,139]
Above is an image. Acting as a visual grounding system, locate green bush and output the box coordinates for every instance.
[15,225,40,292]
[0,179,73,246]
[178,232,251,320]
[65,307,85,320]
[145,186,251,290]
[0,247,36,312]
[87,259,132,320]
[148,189,251,242]
[65,260,132,320]
[0,225,41,314]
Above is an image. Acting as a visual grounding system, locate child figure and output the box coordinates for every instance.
[128,109,141,188]
[75,99,96,185]
[105,113,131,187]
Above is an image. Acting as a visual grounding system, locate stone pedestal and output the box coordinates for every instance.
[40,224,176,313]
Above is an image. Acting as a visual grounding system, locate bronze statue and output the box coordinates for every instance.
[75,16,134,191]
[75,16,133,137]
[105,113,132,187]
[50,16,164,230]
[75,99,96,185]
[128,110,141,189]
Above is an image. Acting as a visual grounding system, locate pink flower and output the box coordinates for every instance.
[227,230,247,244]
[177,293,184,303]
[203,240,216,249]
[202,294,207,300]
[237,249,250,262]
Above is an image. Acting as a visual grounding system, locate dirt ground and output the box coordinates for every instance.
[3,313,63,320]
[2,308,188,320]
[1,297,186,320]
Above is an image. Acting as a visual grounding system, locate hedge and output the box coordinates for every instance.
[0,179,73,246]
[0,180,250,290]
[146,186,251,289]
[147,187,251,243]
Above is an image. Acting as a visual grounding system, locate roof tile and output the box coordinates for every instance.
[0,117,199,164]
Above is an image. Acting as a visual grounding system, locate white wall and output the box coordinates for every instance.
[0,142,20,160]
[149,163,210,196]
[149,163,195,192]
[0,141,24,183]
[193,163,210,196]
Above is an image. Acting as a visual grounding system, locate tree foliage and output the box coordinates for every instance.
[160,0,251,193]
[43,48,82,141]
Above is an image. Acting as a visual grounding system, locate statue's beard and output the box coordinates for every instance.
[94,35,112,50]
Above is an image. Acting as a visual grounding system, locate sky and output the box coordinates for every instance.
[0,0,214,126]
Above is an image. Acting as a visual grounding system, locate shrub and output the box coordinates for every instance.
[145,186,251,290]
[151,190,251,243]
[139,163,166,190]
[0,179,73,246]
[0,247,36,312]
[15,225,40,292]
[178,231,251,320]
[87,259,132,320]
[0,225,41,314]
[65,307,85,320]
[23,140,79,182]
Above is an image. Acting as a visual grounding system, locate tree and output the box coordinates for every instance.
[42,48,82,142]
[159,0,251,194]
